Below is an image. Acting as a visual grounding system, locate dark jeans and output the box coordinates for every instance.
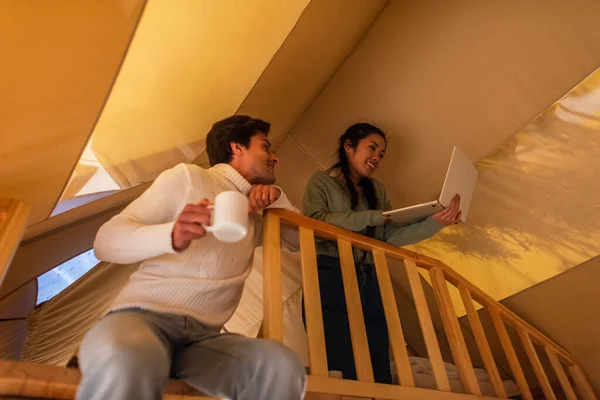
[302,255,392,384]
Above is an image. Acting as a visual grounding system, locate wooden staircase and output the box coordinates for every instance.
[0,200,597,399]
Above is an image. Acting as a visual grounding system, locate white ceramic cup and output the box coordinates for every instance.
[203,191,249,243]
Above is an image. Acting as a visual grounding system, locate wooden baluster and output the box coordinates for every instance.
[569,363,598,400]
[0,199,31,288]
[372,249,414,387]
[429,267,480,395]
[459,284,507,398]
[545,348,577,400]
[517,327,556,400]
[299,227,328,377]
[337,239,374,382]
[489,307,533,400]
[262,212,283,342]
[403,260,450,391]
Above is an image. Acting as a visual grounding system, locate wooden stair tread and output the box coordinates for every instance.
[0,360,218,399]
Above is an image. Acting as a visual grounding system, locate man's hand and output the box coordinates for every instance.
[432,194,461,226]
[248,185,281,212]
[172,199,212,251]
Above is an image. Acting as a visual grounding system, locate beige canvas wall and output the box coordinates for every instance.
[236,0,387,141]
[286,0,600,207]
[278,0,600,306]
[0,0,146,224]
[87,0,309,190]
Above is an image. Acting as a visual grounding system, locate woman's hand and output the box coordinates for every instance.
[432,194,461,226]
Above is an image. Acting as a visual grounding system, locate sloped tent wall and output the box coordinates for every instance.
[0,0,147,225]
[0,281,36,360]
[274,0,600,312]
[86,0,311,190]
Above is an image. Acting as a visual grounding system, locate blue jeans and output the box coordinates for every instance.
[303,255,392,384]
[77,308,306,400]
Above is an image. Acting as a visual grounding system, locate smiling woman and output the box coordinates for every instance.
[300,123,461,384]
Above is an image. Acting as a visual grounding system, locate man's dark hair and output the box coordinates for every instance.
[206,115,270,166]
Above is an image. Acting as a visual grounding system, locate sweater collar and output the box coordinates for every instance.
[210,163,252,195]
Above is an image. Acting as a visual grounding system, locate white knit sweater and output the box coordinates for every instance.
[94,163,299,327]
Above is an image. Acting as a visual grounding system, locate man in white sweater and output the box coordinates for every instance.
[77,116,305,400]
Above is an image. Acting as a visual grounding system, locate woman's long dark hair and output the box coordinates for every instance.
[327,123,386,238]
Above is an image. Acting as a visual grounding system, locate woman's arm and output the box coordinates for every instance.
[382,187,444,246]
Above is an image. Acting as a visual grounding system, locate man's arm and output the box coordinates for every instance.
[251,185,300,252]
[93,164,195,264]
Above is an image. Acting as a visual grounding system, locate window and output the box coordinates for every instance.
[37,250,100,305]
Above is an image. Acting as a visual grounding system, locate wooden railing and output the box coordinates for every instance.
[262,209,598,400]
[0,199,31,290]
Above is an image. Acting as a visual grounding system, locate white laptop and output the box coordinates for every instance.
[383,146,478,225]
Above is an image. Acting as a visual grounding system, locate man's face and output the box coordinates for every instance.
[237,132,279,184]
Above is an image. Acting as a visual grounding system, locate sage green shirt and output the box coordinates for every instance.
[302,171,443,263]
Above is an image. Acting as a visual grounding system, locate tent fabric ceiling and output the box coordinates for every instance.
[273,0,600,308]
[55,0,385,212]
[285,0,600,209]
[66,0,310,198]
[0,280,36,320]
[0,0,147,225]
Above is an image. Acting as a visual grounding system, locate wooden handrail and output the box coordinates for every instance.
[263,209,596,399]
[267,208,579,364]
[0,199,31,290]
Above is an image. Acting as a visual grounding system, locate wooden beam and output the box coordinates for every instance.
[488,308,532,400]
[337,239,374,382]
[404,259,450,391]
[517,327,556,400]
[459,285,507,398]
[0,199,31,290]
[545,348,577,400]
[569,363,598,400]
[429,267,480,395]
[299,227,328,377]
[262,212,283,342]
[372,249,414,387]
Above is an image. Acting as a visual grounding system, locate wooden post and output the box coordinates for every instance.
[0,199,31,289]
[489,308,533,400]
[262,212,283,342]
[299,227,328,377]
[458,284,507,398]
[403,260,451,391]
[517,327,556,400]
[372,249,414,387]
[545,348,577,400]
[337,239,374,382]
[569,363,598,400]
[429,267,480,395]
